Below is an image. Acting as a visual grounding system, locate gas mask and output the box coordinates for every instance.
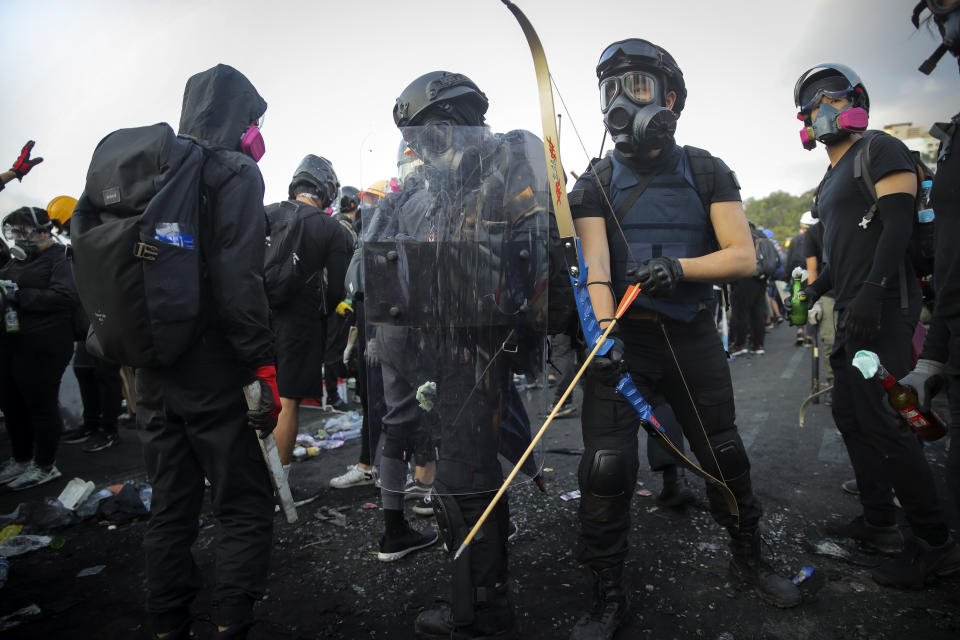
[403,122,484,189]
[239,113,266,162]
[600,71,676,156]
[912,0,960,74]
[799,103,868,150]
[2,208,49,261]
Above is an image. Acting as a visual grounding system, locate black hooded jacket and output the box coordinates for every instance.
[179,64,273,371]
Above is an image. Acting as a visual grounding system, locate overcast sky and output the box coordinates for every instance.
[1,0,957,218]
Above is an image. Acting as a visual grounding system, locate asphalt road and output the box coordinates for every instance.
[0,320,958,639]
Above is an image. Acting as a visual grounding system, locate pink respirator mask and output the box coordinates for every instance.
[798,106,868,150]
[240,125,265,162]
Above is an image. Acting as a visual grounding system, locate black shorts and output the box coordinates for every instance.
[273,310,326,399]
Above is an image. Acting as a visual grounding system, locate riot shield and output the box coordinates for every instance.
[363,127,551,498]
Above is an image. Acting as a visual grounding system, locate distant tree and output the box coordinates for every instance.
[743,188,816,244]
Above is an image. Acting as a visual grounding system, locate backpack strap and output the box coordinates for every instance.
[682,145,717,214]
[853,131,912,309]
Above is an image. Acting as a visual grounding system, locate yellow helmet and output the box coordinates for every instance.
[46,195,78,224]
[362,179,391,200]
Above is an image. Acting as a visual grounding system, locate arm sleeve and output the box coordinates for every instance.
[324,224,353,306]
[709,157,742,203]
[207,162,274,371]
[919,314,950,363]
[865,192,915,287]
[569,171,606,220]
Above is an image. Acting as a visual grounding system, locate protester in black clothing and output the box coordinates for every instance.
[729,226,769,355]
[0,207,75,490]
[803,219,837,396]
[268,155,354,470]
[792,62,960,587]
[568,39,801,639]
[61,307,124,452]
[82,64,282,640]
[899,0,960,560]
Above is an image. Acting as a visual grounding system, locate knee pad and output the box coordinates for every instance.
[582,449,630,498]
[711,437,750,481]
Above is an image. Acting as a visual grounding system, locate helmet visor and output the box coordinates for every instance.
[599,72,657,112]
[597,39,662,70]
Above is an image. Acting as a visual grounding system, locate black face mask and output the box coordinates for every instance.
[604,95,677,157]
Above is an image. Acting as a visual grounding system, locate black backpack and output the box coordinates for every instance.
[852,130,936,279]
[752,231,781,279]
[72,123,207,368]
[263,200,324,308]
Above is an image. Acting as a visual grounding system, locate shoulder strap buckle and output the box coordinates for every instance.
[134,241,159,261]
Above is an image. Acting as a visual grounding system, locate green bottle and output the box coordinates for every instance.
[789,267,808,326]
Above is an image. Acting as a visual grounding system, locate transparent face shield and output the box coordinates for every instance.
[599,71,657,112]
[361,125,551,498]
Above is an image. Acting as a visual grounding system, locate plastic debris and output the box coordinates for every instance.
[792,566,815,585]
[77,565,105,577]
[0,604,41,632]
[362,502,378,510]
[559,490,581,502]
[0,535,54,557]
[314,506,347,528]
[636,489,653,497]
[0,525,23,543]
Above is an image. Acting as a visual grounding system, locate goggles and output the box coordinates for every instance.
[599,72,657,112]
[597,39,663,70]
[797,77,854,115]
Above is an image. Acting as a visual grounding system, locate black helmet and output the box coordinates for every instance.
[288,155,339,208]
[393,71,489,127]
[596,39,687,114]
[794,63,869,114]
[340,186,360,214]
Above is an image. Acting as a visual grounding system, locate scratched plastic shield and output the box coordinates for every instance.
[362,126,551,497]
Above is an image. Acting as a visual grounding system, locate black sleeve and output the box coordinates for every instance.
[569,169,606,220]
[802,225,821,261]
[867,192,916,287]
[324,223,353,306]
[709,157,742,203]
[869,134,917,183]
[919,314,950,363]
[206,157,274,371]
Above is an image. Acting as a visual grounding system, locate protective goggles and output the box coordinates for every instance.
[599,71,658,112]
[597,39,662,70]
[2,209,49,242]
[797,78,854,115]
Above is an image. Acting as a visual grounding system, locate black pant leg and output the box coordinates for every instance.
[74,366,102,430]
[96,358,123,433]
[831,296,948,543]
[15,334,72,467]
[0,341,34,462]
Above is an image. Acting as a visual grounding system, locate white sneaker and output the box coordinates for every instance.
[329,464,376,489]
[0,458,31,485]
[7,463,62,491]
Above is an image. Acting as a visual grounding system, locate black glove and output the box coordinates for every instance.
[11,141,43,180]
[782,286,817,327]
[844,282,884,341]
[243,365,281,437]
[627,256,683,298]
[587,329,628,386]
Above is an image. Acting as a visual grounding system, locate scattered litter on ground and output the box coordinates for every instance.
[57,478,96,511]
[636,489,653,497]
[76,565,106,577]
[792,566,814,584]
[362,502,378,510]
[559,490,581,502]
[314,506,347,528]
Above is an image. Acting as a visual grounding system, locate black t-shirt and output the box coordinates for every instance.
[570,147,741,220]
[816,133,917,307]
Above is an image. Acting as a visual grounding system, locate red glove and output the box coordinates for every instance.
[11,141,43,180]
[244,365,282,436]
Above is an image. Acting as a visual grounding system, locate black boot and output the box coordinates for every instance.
[728,528,802,608]
[657,465,696,508]
[415,585,515,639]
[569,565,629,640]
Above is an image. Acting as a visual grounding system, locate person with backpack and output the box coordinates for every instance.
[265,155,353,471]
[73,64,281,639]
[790,63,959,587]
[566,39,801,639]
[0,207,76,490]
[897,0,960,574]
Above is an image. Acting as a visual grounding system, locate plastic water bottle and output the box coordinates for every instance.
[918,180,935,224]
[3,305,19,333]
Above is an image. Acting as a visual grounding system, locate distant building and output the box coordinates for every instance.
[883,122,938,173]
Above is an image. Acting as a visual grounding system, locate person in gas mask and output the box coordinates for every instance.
[567,39,801,639]
[127,64,279,640]
[790,62,960,588]
[895,0,960,586]
[365,70,550,639]
[0,207,76,490]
